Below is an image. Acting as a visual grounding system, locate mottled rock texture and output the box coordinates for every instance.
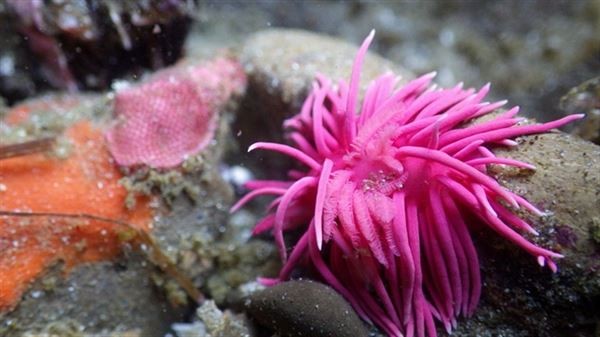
[246,280,369,337]
[0,254,183,337]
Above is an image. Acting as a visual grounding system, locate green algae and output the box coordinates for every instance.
[194,300,253,337]
[151,274,189,307]
[119,159,205,209]
[171,225,279,306]
[22,320,85,337]
[0,94,110,142]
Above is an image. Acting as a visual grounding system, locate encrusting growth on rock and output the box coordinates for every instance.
[106,57,246,169]
[233,30,583,337]
[0,122,153,312]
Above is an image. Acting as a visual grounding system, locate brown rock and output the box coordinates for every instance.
[456,130,600,337]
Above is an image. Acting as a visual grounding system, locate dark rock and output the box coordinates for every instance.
[245,280,369,337]
[0,254,184,337]
[560,77,600,145]
[2,0,192,95]
[0,6,36,104]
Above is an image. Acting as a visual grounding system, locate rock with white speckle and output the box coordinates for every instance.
[245,280,368,337]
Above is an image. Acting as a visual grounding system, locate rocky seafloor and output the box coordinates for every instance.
[1,1,599,337]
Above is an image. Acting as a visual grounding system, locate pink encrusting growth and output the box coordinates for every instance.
[233,30,583,337]
[106,57,246,168]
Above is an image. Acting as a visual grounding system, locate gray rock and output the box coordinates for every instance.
[203,1,598,129]
[0,254,184,337]
[560,77,600,145]
[245,280,369,337]
[240,29,412,109]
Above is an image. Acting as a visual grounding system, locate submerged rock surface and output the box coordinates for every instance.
[245,280,368,337]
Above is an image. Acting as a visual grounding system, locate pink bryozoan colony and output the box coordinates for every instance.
[106,57,246,168]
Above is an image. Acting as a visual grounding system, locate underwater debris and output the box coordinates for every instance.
[0,137,55,160]
[105,57,246,169]
[235,31,583,337]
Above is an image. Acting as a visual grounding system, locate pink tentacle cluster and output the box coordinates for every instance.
[232,30,583,337]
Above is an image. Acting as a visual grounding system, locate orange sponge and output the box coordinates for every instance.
[0,121,152,312]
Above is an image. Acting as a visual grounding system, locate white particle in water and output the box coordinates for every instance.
[439,29,455,47]
[222,165,253,187]
[0,56,14,76]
